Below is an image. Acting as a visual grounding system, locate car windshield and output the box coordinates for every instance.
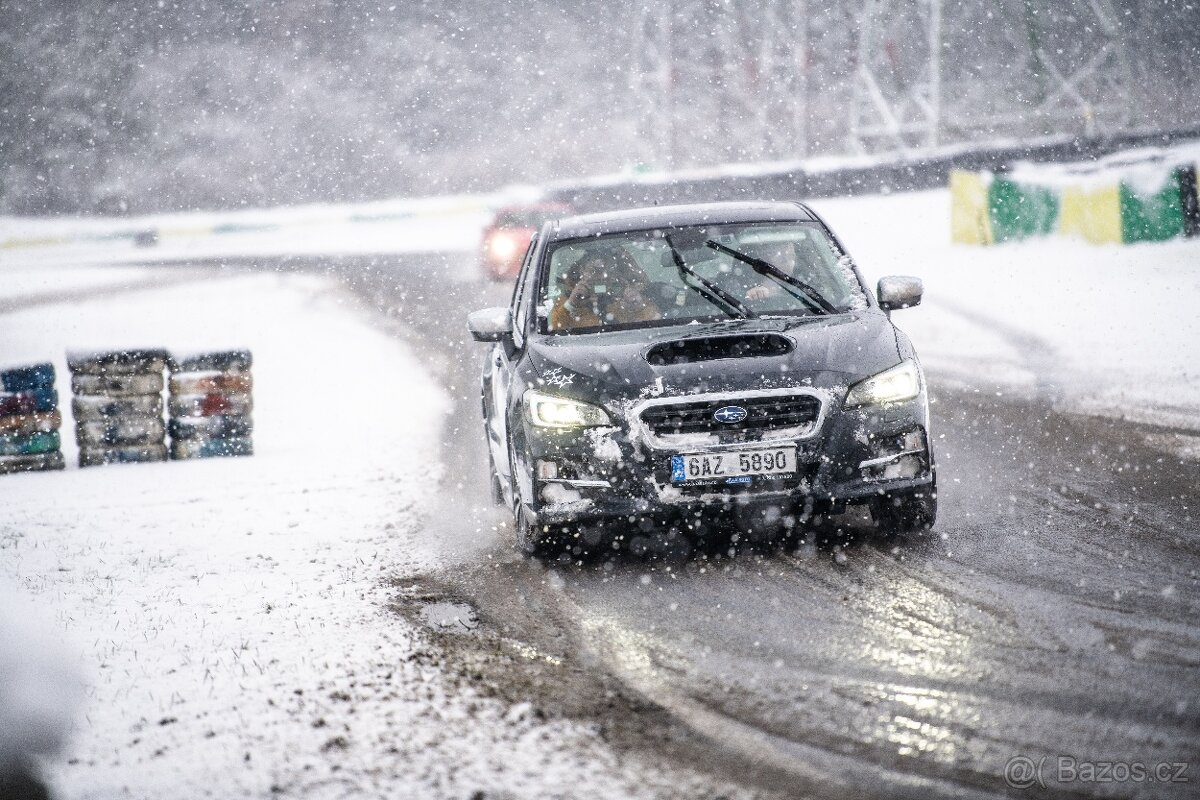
[538,222,867,334]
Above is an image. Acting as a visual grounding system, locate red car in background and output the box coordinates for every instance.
[479,203,572,281]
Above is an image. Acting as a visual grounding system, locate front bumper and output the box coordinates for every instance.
[523,393,934,526]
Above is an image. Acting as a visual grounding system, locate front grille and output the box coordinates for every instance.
[640,393,821,438]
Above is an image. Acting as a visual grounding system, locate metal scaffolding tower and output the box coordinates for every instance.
[627,0,811,169]
[847,0,942,154]
[628,1,676,169]
[846,0,1134,153]
[628,0,1136,166]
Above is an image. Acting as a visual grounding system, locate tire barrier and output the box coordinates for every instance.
[78,443,169,468]
[67,350,169,376]
[0,363,65,475]
[0,389,57,415]
[168,372,252,395]
[167,350,254,460]
[170,436,253,460]
[76,417,165,448]
[0,451,65,475]
[168,415,253,440]
[0,431,60,456]
[70,372,165,397]
[168,392,253,418]
[171,350,252,373]
[67,349,169,468]
[0,410,62,435]
[950,148,1200,246]
[0,393,36,417]
[4,350,257,472]
[72,395,163,420]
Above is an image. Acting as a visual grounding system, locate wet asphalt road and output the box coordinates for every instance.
[329,253,1199,799]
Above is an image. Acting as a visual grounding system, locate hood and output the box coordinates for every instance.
[526,313,902,404]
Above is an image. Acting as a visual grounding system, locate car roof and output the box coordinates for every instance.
[550,201,816,240]
[495,201,572,213]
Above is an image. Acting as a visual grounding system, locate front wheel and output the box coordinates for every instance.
[486,447,505,506]
[514,502,541,556]
[870,482,937,538]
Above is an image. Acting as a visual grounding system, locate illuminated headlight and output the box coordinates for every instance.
[488,232,519,260]
[845,360,922,407]
[525,389,612,428]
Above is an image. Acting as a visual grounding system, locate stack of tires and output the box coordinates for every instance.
[0,363,65,474]
[168,350,254,460]
[68,349,169,468]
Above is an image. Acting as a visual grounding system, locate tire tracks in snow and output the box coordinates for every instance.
[925,295,1065,405]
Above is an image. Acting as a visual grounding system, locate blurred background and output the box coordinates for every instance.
[3,0,1198,215]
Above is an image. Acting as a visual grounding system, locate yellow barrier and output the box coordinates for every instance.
[1057,184,1122,244]
[949,170,992,244]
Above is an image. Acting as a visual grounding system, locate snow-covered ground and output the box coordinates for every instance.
[810,190,1200,434]
[0,272,725,798]
[1,182,1196,796]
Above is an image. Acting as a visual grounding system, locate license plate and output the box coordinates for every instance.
[670,448,796,484]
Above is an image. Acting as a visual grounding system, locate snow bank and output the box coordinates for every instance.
[1006,141,1200,193]
[0,270,725,799]
[0,585,82,777]
[812,189,1200,433]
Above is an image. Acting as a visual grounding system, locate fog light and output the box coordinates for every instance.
[541,483,582,504]
[879,454,923,480]
[859,428,929,481]
[536,459,558,480]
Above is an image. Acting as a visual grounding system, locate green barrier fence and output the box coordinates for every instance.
[1119,168,1188,243]
[1178,165,1199,238]
[987,177,1060,243]
[956,161,1200,245]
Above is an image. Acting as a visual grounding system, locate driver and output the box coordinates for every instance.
[550,247,659,330]
[743,240,798,301]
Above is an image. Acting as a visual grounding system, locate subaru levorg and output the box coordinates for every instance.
[467,202,935,554]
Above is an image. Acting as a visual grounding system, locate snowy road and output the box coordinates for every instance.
[334,232,1199,798]
[3,187,1197,799]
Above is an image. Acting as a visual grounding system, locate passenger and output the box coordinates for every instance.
[550,247,659,331]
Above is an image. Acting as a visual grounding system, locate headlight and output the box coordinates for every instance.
[525,389,612,428]
[845,360,921,407]
[488,232,519,260]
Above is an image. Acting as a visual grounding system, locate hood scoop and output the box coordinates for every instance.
[645,334,793,366]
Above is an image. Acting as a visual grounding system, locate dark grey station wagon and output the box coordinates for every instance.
[468,201,935,555]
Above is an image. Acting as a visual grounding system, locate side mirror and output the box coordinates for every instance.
[877,276,923,311]
[467,307,513,342]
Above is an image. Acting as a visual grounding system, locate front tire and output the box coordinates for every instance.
[486,447,505,506]
[514,501,541,556]
[507,435,537,556]
[870,482,937,538]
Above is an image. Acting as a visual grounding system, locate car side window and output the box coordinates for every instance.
[510,233,540,348]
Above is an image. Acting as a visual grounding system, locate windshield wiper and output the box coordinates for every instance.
[664,235,756,319]
[705,240,838,315]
